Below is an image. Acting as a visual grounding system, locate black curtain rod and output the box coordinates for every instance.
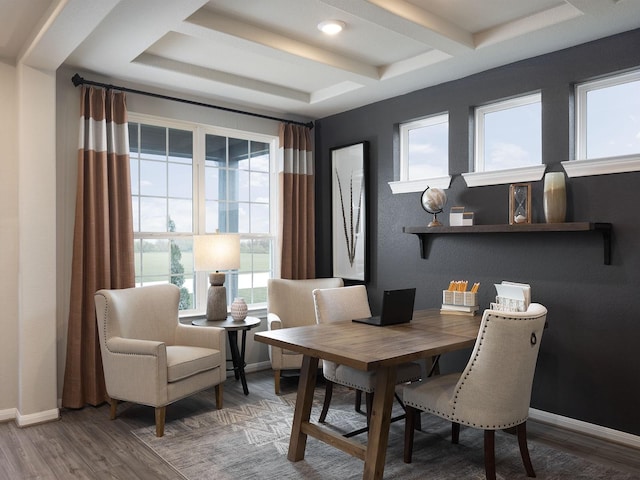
[71,73,314,129]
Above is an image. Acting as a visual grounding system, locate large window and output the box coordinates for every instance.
[129,115,277,313]
[474,93,542,172]
[576,69,640,161]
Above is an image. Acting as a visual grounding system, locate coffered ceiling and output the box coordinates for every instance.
[3,0,640,120]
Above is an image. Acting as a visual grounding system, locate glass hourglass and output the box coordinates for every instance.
[513,185,529,223]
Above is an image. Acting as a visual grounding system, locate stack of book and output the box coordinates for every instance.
[440,304,479,316]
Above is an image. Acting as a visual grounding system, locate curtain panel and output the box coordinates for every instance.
[278,123,315,279]
[62,87,135,408]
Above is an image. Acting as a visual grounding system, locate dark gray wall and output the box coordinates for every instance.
[315,29,640,436]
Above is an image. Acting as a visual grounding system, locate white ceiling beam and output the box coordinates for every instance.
[379,50,452,80]
[18,0,121,70]
[474,3,584,48]
[65,0,209,69]
[180,9,380,81]
[321,0,474,55]
[133,53,311,103]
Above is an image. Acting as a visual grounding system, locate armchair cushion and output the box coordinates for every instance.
[166,345,222,383]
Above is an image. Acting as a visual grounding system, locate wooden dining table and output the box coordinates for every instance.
[254,308,482,480]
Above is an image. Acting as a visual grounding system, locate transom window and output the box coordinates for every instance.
[129,115,276,313]
[576,69,640,161]
[474,93,542,172]
[399,113,449,181]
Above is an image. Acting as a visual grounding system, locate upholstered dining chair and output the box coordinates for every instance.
[94,284,226,437]
[402,303,548,480]
[267,277,344,394]
[313,285,422,425]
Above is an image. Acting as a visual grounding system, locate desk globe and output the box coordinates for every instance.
[421,187,447,227]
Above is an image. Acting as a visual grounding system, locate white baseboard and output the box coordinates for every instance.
[225,360,271,378]
[15,408,59,427]
[0,407,17,422]
[245,360,271,374]
[529,407,640,449]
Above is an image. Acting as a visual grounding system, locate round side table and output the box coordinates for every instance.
[192,316,261,395]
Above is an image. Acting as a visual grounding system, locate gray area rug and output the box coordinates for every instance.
[132,387,638,480]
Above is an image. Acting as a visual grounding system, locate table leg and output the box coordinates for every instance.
[288,355,318,462]
[227,330,249,395]
[363,366,397,480]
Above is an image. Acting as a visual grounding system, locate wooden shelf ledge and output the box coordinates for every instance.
[403,222,612,264]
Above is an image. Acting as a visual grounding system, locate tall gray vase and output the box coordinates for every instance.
[543,172,566,223]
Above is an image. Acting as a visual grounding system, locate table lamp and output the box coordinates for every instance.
[193,233,241,321]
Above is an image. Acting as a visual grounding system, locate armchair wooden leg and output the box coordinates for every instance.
[155,406,166,437]
[274,370,281,395]
[517,422,536,477]
[452,422,460,444]
[404,406,417,463]
[318,381,333,423]
[215,384,223,409]
[109,399,118,420]
[355,390,363,413]
[484,430,496,480]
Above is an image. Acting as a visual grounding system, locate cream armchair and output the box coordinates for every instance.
[94,284,226,437]
[267,277,344,394]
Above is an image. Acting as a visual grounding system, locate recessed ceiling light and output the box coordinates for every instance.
[317,20,345,35]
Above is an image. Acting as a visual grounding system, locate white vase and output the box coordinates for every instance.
[231,297,248,321]
[543,172,566,223]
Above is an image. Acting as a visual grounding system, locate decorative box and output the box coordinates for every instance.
[449,206,465,226]
[442,290,477,307]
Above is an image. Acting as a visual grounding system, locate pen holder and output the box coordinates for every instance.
[443,290,477,307]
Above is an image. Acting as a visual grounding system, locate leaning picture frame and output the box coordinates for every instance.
[331,142,369,282]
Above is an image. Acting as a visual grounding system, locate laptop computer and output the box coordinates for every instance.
[352,288,416,326]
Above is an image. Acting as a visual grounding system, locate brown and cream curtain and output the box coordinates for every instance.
[278,123,315,279]
[62,86,135,408]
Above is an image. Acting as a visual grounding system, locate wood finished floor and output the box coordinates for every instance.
[1,370,639,480]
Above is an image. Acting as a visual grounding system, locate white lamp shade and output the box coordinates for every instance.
[193,234,240,272]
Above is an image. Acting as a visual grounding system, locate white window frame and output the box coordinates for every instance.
[129,112,278,316]
[563,69,640,178]
[389,113,452,194]
[464,93,546,187]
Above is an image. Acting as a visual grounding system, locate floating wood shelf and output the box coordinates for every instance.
[403,222,613,265]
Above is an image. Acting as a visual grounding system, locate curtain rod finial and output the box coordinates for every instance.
[72,74,84,87]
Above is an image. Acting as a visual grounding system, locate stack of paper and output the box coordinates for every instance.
[492,281,531,312]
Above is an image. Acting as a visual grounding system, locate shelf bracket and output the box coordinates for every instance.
[594,223,612,265]
[415,234,429,259]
